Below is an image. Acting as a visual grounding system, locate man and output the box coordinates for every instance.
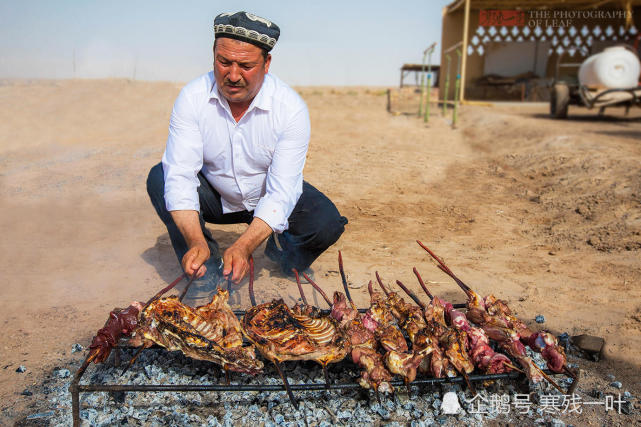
[147,11,347,290]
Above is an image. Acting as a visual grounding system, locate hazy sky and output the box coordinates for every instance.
[0,0,451,85]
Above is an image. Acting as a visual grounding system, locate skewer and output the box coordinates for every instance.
[272,360,299,408]
[292,269,308,305]
[302,272,332,307]
[178,269,200,303]
[227,274,232,293]
[534,365,566,394]
[375,272,389,296]
[416,241,472,292]
[147,272,187,308]
[225,370,231,386]
[462,371,477,395]
[563,365,577,379]
[413,267,433,300]
[322,365,331,390]
[120,345,148,376]
[248,256,256,307]
[338,251,353,305]
[395,280,426,310]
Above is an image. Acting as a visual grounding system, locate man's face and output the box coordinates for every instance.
[213,38,271,106]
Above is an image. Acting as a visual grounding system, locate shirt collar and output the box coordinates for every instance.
[209,72,273,112]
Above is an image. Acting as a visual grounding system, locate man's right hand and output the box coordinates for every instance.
[181,242,210,278]
[170,210,210,278]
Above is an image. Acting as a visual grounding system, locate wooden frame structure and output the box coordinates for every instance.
[440,0,641,102]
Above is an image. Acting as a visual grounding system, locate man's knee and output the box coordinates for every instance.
[315,214,348,249]
[146,162,170,221]
[146,162,165,202]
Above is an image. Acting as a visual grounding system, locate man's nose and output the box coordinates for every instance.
[228,64,242,83]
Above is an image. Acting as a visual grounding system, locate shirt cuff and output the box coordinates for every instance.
[164,190,200,212]
[254,197,289,233]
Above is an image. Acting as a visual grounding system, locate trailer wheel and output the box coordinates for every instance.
[550,83,570,119]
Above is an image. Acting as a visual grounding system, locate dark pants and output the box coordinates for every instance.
[146,162,348,276]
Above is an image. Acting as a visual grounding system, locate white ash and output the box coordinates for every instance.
[29,347,576,426]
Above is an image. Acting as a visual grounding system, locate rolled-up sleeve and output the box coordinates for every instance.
[254,104,310,233]
[161,88,203,212]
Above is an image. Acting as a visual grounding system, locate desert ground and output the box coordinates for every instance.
[1,79,640,425]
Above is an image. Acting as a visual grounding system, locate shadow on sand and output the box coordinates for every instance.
[139,228,289,307]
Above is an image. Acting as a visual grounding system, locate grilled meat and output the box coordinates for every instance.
[241,299,349,367]
[129,290,263,374]
[423,296,474,376]
[483,295,567,373]
[371,276,435,382]
[329,291,394,392]
[88,302,143,363]
[445,303,514,374]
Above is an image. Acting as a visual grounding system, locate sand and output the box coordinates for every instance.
[1,79,640,423]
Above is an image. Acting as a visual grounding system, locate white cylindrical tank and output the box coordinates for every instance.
[578,45,641,89]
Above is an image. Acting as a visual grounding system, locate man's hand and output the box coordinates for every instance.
[170,210,210,278]
[182,242,210,278]
[223,242,252,284]
[223,217,273,284]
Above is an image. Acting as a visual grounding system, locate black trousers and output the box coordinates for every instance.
[146,162,347,276]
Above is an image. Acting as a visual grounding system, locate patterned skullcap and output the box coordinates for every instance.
[214,11,280,52]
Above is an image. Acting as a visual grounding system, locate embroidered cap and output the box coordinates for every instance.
[214,11,280,52]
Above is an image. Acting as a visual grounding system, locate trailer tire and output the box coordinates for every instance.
[550,83,570,119]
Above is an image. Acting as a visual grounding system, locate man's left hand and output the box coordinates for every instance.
[222,242,252,284]
[222,217,273,284]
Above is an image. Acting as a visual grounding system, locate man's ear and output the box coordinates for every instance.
[264,54,272,73]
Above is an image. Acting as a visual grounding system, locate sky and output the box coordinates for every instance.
[0,0,452,86]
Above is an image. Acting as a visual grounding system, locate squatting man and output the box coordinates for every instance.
[147,12,347,294]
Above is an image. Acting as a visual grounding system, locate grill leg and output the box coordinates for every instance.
[71,383,80,427]
[273,360,298,409]
[322,365,330,390]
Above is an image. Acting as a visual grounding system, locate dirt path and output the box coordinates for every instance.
[1,79,640,423]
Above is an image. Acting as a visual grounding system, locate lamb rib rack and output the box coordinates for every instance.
[127,289,264,375]
[241,266,350,407]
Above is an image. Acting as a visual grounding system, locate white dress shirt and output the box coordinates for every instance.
[162,72,310,233]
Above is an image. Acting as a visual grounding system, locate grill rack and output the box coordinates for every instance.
[69,304,565,427]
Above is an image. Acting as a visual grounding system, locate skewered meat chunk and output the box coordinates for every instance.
[412,267,514,374]
[88,302,143,364]
[483,295,567,373]
[129,290,263,374]
[417,241,568,391]
[422,295,474,376]
[373,274,437,381]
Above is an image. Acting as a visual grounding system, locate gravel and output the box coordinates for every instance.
[16,365,26,373]
[535,315,545,323]
[16,346,592,426]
